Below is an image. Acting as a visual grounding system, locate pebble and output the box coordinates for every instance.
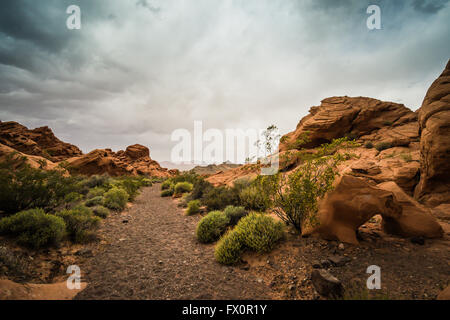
[338,243,345,250]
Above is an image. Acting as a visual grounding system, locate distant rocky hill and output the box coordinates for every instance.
[0,121,175,177]
[191,162,241,176]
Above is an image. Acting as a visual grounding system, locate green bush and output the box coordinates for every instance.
[202,186,240,211]
[235,213,284,253]
[56,205,100,243]
[223,206,247,225]
[112,177,142,201]
[103,187,129,211]
[92,206,109,219]
[375,142,392,152]
[85,196,104,207]
[0,157,83,214]
[239,186,271,212]
[174,182,193,195]
[187,179,213,201]
[0,209,66,249]
[64,192,83,204]
[214,213,284,265]
[141,178,153,186]
[83,174,110,188]
[364,142,374,149]
[196,211,230,243]
[214,230,243,265]
[186,200,201,216]
[86,187,106,199]
[161,189,174,197]
[161,180,173,190]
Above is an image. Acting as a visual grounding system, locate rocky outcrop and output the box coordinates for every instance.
[313,176,443,244]
[0,121,82,162]
[279,96,419,152]
[414,60,450,207]
[66,145,174,177]
[0,143,62,171]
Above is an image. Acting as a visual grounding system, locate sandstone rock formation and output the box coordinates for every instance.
[279,96,419,152]
[414,60,450,207]
[313,176,443,244]
[66,145,174,177]
[0,121,82,162]
[0,121,174,177]
[0,143,62,171]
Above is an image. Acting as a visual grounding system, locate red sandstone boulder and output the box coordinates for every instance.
[414,60,450,206]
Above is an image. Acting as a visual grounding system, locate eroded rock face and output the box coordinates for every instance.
[377,181,443,239]
[414,60,450,207]
[66,145,173,177]
[0,143,63,172]
[0,121,83,162]
[279,96,418,152]
[313,176,442,244]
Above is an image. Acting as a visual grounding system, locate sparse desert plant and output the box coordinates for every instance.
[56,205,100,243]
[0,209,66,249]
[239,185,271,212]
[383,121,393,126]
[202,186,240,211]
[214,213,284,265]
[86,187,106,199]
[141,178,153,186]
[103,187,129,211]
[223,205,248,226]
[364,142,374,149]
[85,196,104,207]
[64,192,83,204]
[92,206,109,219]
[235,213,284,253]
[186,200,201,215]
[112,176,142,201]
[174,182,193,195]
[375,142,392,152]
[161,189,174,197]
[161,180,173,190]
[196,211,230,243]
[83,174,111,188]
[187,178,213,201]
[214,230,244,265]
[401,153,413,162]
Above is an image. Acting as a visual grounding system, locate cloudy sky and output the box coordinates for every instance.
[0,0,449,163]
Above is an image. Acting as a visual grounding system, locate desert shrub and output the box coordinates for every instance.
[214,230,243,265]
[83,174,111,188]
[85,196,104,207]
[174,182,193,195]
[364,142,374,149]
[161,189,174,197]
[92,206,109,219]
[383,121,393,126]
[0,157,82,214]
[187,179,213,201]
[64,192,83,204]
[202,186,240,211]
[0,209,66,249]
[140,178,153,186]
[196,211,230,243]
[112,177,142,201]
[170,172,200,185]
[56,205,100,243]
[214,213,284,265]
[260,150,344,233]
[186,200,201,215]
[235,213,284,253]
[223,206,248,225]
[161,180,173,190]
[239,185,271,212]
[103,187,129,211]
[375,142,392,152]
[86,187,106,199]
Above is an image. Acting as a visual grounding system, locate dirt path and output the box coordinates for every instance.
[75,185,270,300]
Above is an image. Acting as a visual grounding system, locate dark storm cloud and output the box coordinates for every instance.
[0,0,449,161]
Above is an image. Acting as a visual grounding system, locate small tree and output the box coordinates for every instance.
[261,137,358,233]
[255,125,281,157]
